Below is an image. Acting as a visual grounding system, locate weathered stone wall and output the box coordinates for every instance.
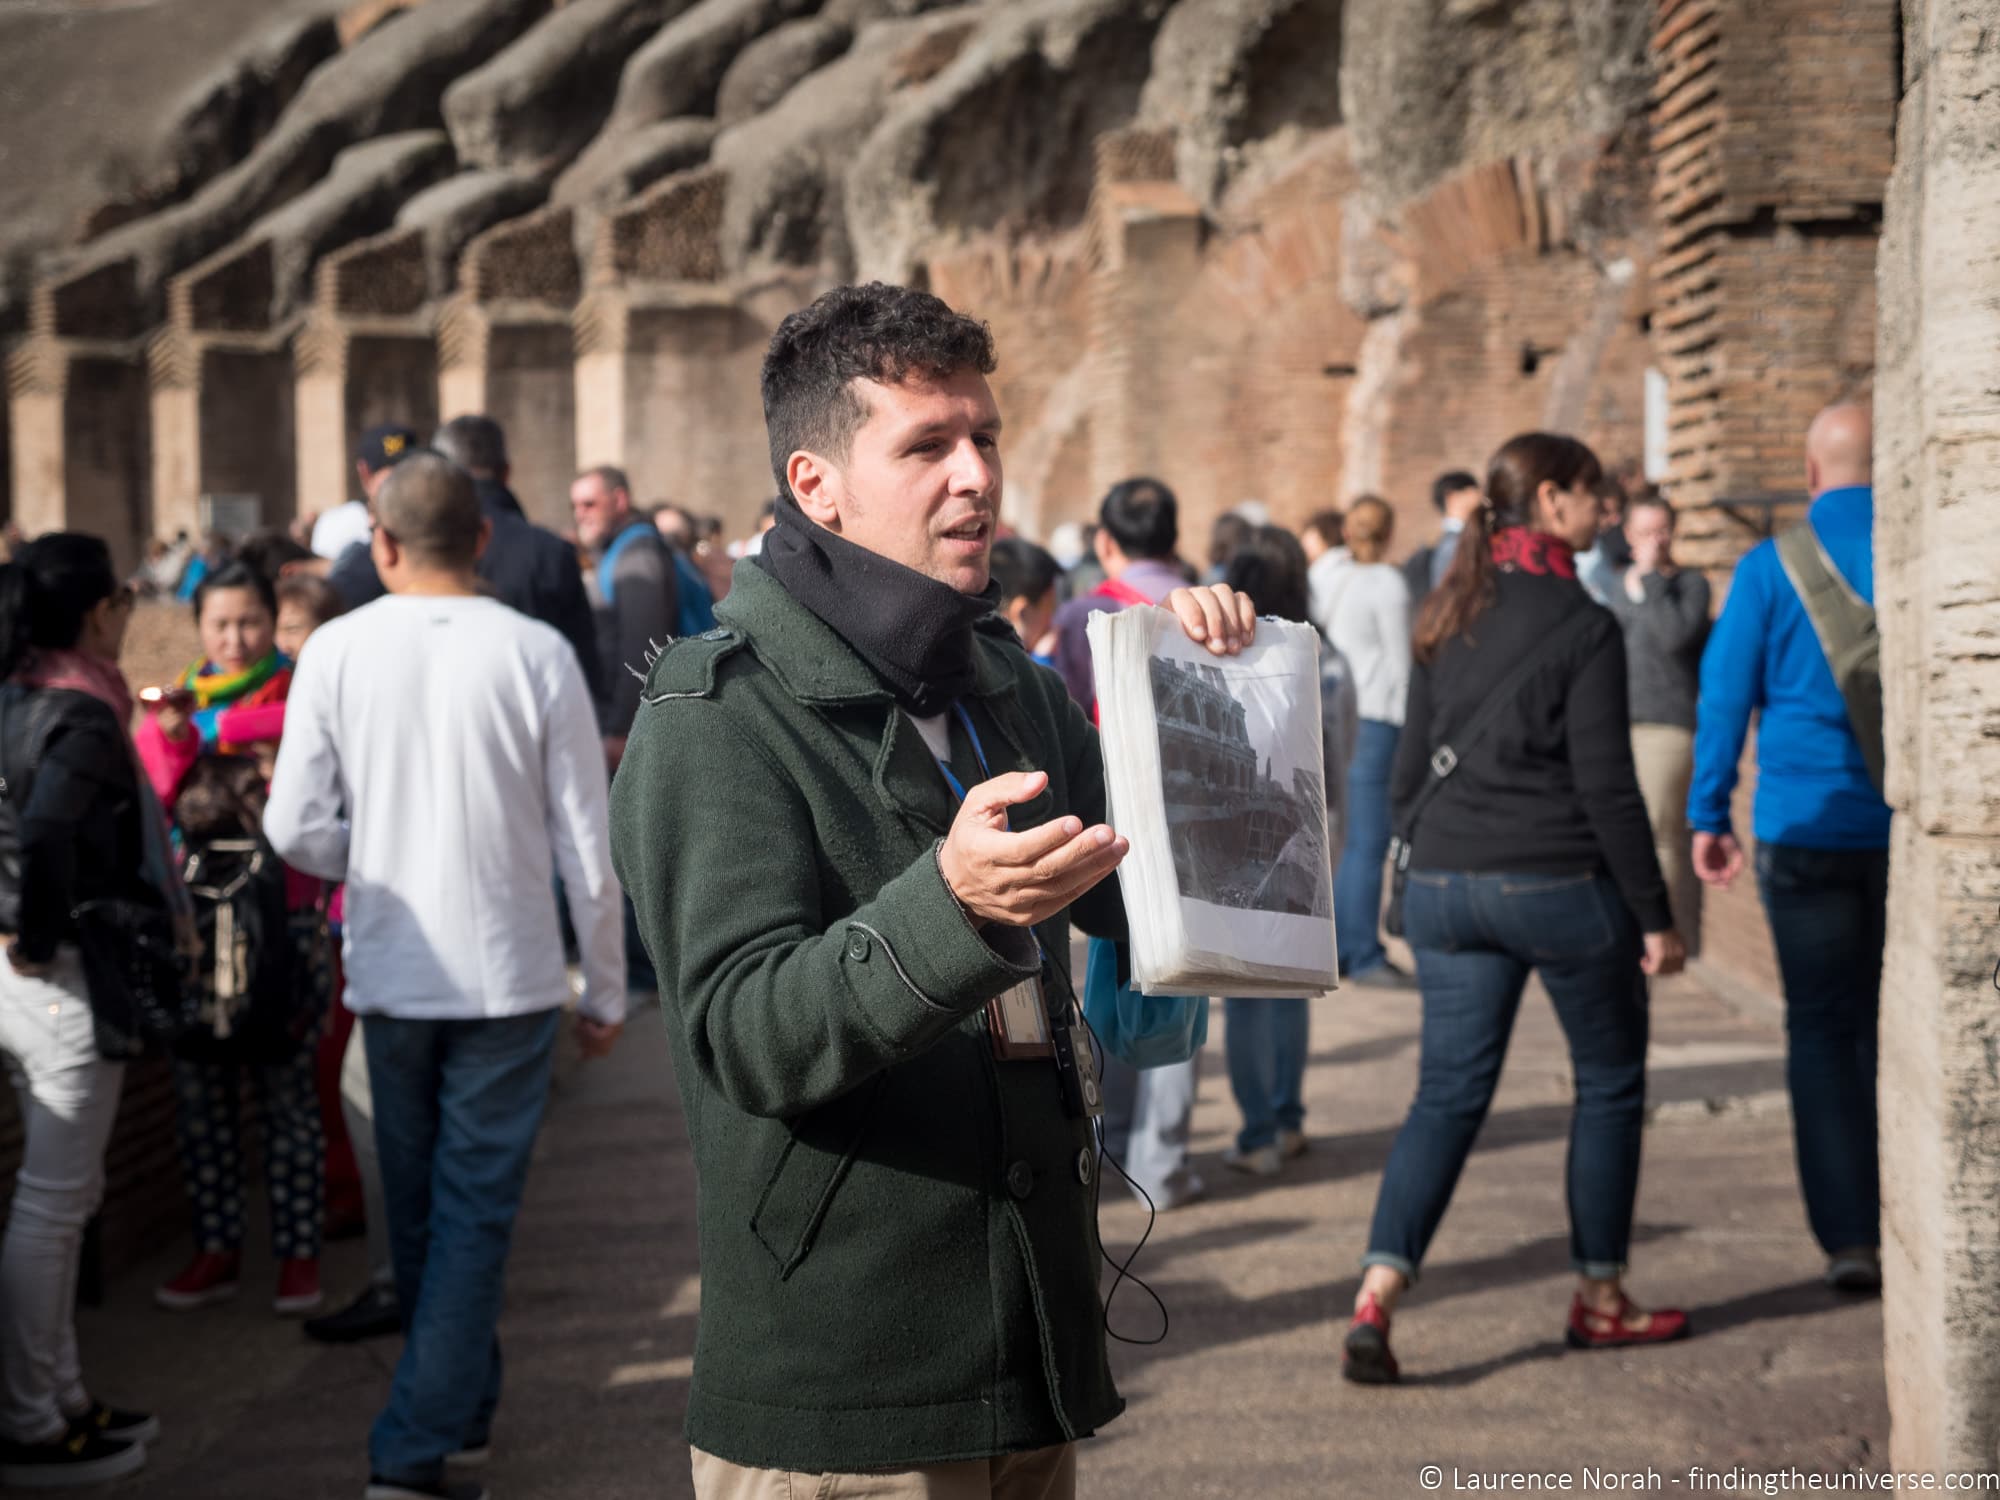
[1874,0,2000,1472]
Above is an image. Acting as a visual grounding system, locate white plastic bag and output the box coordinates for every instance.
[1087,605,1338,996]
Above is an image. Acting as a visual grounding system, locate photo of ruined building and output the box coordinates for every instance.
[1149,655,1331,919]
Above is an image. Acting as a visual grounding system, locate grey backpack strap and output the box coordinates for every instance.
[1775,522,1884,791]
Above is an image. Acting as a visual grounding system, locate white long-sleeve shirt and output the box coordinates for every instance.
[264,594,625,1025]
[1308,554,1412,726]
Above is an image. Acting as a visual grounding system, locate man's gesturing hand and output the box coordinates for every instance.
[938,770,1129,929]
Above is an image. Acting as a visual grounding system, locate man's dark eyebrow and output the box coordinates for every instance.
[897,414,1004,444]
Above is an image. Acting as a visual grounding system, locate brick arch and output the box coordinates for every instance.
[1387,155,1555,304]
[1178,197,1345,331]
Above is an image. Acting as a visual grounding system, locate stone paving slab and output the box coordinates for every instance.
[81,972,1887,1499]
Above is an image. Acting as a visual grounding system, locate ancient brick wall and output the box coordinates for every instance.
[1374,247,1652,545]
[928,240,1096,543]
[1649,0,1897,997]
[1651,0,1894,565]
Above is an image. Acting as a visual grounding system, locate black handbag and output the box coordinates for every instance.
[1384,606,1600,938]
[72,897,196,1060]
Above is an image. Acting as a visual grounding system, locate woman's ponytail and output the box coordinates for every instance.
[1413,500,1497,663]
[1412,431,1602,663]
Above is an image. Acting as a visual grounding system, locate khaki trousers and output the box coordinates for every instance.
[1630,723,1699,953]
[691,1443,1077,1500]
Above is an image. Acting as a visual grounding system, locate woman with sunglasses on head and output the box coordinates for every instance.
[0,535,175,1488]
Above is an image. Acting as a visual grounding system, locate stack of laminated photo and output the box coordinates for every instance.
[1087,605,1339,997]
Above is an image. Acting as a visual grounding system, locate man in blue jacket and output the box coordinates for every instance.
[1687,401,1888,1295]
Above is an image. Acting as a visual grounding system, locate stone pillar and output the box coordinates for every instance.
[438,206,581,531]
[5,268,154,571]
[1875,0,2000,1473]
[1085,131,1205,499]
[151,241,296,539]
[294,230,437,521]
[573,169,799,535]
[5,262,152,569]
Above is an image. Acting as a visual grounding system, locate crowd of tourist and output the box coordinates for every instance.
[0,278,1887,1500]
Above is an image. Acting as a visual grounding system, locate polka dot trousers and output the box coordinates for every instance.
[170,1051,325,1261]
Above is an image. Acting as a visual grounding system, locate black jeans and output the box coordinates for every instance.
[1363,870,1649,1281]
[1756,842,1887,1255]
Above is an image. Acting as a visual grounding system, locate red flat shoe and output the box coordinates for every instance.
[1342,1290,1401,1384]
[1566,1292,1690,1350]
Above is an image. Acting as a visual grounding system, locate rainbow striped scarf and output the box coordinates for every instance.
[179,650,288,747]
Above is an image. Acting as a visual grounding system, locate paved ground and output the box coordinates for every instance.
[81,970,1888,1499]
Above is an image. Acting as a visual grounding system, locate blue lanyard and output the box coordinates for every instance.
[932,702,991,810]
[930,704,1048,964]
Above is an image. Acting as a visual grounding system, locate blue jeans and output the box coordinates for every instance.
[1099,1052,1202,1205]
[1336,718,1400,977]
[1363,870,1648,1281]
[1756,842,1886,1255]
[363,1009,560,1485]
[1223,998,1309,1153]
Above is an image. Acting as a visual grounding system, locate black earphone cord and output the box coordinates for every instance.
[1037,937,1171,1348]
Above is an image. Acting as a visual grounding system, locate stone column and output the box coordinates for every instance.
[573,169,804,535]
[1874,0,2000,1473]
[151,241,296,539]
[1084,131,1205,499]
[438,206,581,531]
[5,267,152,571]
[294,230,437,521]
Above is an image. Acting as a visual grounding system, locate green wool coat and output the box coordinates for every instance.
[609,561,1129,1473]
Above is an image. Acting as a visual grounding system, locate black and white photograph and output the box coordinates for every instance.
[1149,655,1333,919]
[1090,606,1338,996]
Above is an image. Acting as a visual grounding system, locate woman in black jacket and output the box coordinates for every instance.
[0,535,167,1486]
[1342,434,1690,1385]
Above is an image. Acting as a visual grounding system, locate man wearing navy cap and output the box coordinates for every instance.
[314,425,419,561]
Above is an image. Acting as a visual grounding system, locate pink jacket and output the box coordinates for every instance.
[137,699,327,914]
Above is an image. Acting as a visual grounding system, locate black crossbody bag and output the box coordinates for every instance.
[1383,607,1599,938]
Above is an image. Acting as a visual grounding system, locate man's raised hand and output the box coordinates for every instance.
[937,770,1128,929]
[1165,582,1258,656]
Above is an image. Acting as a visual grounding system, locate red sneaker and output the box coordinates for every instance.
[273,1257,324,1316]
[155,1251,241,1311]
[1565,1292,1691,1350]
[1341,1290,1400,1385]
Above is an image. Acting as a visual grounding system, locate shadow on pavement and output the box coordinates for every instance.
[1101,1225,1694,1375]
[1404,1277,1855,1389]
[1197,1055,1789,1200]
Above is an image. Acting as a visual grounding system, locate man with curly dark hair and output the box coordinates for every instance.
[611,282,1256,1499]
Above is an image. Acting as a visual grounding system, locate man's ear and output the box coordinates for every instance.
[473,517,494,564]
[788,450,842,530]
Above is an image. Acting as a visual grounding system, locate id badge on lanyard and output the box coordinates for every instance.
[932,704,1057,1063]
